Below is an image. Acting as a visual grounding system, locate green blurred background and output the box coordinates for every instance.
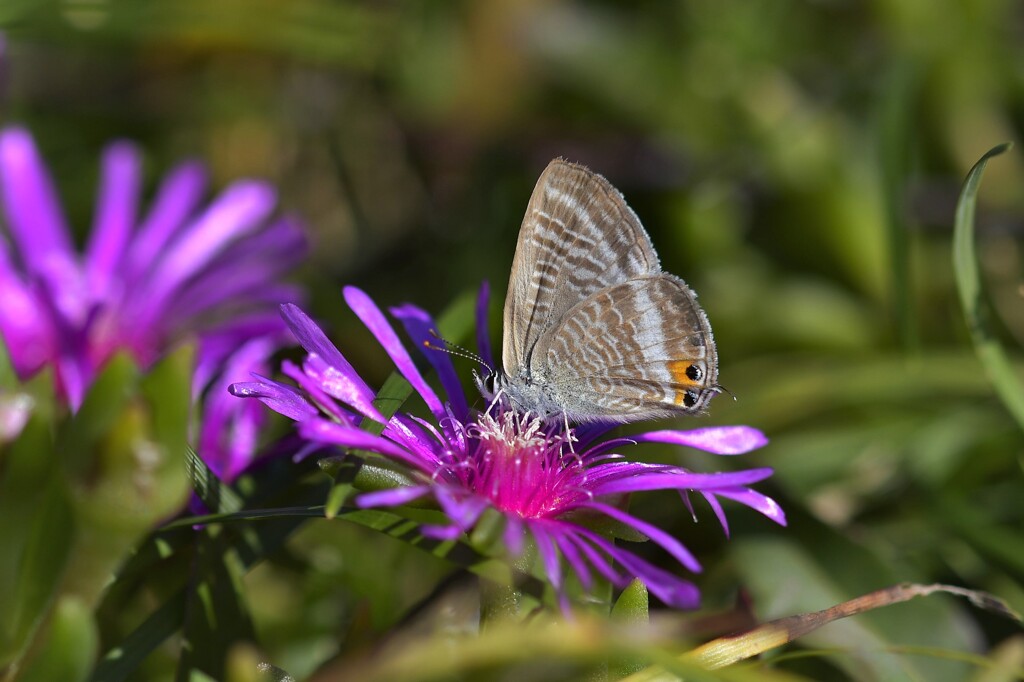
[3,1,1024,679]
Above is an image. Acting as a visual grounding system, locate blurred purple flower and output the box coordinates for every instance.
[232,286,785,609]
[0,126,306,480]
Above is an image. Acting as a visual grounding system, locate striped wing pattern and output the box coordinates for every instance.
[500,159,719,421]
[502,160,660,376]
[537,275,717,420]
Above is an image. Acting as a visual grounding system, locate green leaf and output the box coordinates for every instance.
[938,497,1024,576]
[60,346,192,609]
[90,586,188,682]
[952,143,1024,430]
[2,477,74,671]
[17,597,98,682]
[612,579,649,623]
[611,579,650,677]
[876,60,919,350]
[0,334,15,388]
[91,482,328,682]
[58,352,140,478]
[188,445,245,515]
[138,343,193,515]
[178,528,256,681]
[0,409,60,665]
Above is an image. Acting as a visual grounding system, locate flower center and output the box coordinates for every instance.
[462,411,582,518]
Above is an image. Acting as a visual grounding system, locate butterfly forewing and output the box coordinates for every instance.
[535,275,717,420]
[503,160,660,376]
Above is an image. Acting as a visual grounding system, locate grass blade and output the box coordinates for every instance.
[952,143,1024,430]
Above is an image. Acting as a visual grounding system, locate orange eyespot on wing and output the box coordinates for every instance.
[668,359,702,385]
[668,359,703,407]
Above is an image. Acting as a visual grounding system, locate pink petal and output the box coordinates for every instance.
[343,286,445,421]
[713,488,788,526]
[298,418,431,473]
[583,501,702,573]
[633,426,768,455]
[86,141,140,298]
[356,485,431,508]
[391,303,468,420]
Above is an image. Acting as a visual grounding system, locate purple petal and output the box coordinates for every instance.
[580,436,640,460]
[200,393,265,482]
[0,130,86,328]
[582,500,702,573]
[193,313,287,393]
[291,440,330,463]
[445,404,468,452]
[57,348,92,412]
[433,487,488,530]
[550,527,592,589]
[356,485,431,508]
[298,418,432,473]
[279,304,378,412]
[195,336,278,480]
[608,549,701,610]
[561,529,624,585]
[421,524,464,541]
[713,488,787,526]
[299,353,385,424]
[504,516,525,556]
[164,217,306,323]
[584,460,675,484]
[127,161,208,277]
[632,426,768,455]
[0,250,53,378]
[344,286,445,420]
[86,141,140,297]
[229,375,318,422]
[679,490,697,522]
[141,180,276,312]
[700,491,730,537]
[391,303,468,420]
[200,214,306,269]
[590,467,775,496]
[475,280,494,370]
[0,127,77,289]
[532,525,563,591]
[281,359,361,426]
[577,528,701,609]
[382,414,447,469]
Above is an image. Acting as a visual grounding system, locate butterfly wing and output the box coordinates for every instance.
[534,274,718,421]
[502,160,661,377]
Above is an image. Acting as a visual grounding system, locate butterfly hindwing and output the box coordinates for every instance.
[533,274,718,420]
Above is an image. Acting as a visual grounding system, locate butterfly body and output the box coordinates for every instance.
[487,159,718,423]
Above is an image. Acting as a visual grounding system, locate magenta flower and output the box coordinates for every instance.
[0,126,306,480]
[231,286,785,609]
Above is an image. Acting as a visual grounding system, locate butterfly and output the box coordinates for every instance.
[481,159,719,423]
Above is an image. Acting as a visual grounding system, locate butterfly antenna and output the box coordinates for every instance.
[423,330,493,374]
[710,384,736,402]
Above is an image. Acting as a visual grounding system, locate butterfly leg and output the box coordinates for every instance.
[561,411,578,453]
[484,387,507,418]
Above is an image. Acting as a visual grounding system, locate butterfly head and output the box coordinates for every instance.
[476,368,567,421]
[475,368,503,402]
